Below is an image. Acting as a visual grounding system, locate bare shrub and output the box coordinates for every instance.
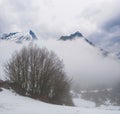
[5,44,73,106]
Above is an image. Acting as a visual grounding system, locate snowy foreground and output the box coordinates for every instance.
[0,89,120,114]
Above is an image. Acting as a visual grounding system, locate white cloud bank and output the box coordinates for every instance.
[0,39,120,88]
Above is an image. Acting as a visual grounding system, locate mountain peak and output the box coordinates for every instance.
[73,31,83,37]
[29,30,37,40]
[0,30,38,43]
[60,31,83,41]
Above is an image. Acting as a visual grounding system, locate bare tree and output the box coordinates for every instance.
[5,44,73,106]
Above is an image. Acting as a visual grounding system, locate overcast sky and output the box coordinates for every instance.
[0,0,120,88]
[0,0,120,40]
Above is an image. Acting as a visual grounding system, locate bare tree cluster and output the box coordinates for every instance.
[5,45,73,105]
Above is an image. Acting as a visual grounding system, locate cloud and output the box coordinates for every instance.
[1,38,120,89]
[0,0,120,40]
[89,14,120,53]
[102,17,120,33]
[0,41,29,80]
[87,0,120,52]
[35,39,120,88]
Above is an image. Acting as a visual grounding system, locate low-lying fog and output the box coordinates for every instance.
[0,38,120,89]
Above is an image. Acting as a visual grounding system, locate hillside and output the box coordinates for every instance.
[0,89,120,114]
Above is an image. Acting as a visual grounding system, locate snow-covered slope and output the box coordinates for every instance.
[0,30,37,43]
[0,89,120,114]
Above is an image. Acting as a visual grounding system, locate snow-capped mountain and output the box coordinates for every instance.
[59,31,108,56]
[0,30,37,43]
[59,31,94,46]
[60,31,83,40]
